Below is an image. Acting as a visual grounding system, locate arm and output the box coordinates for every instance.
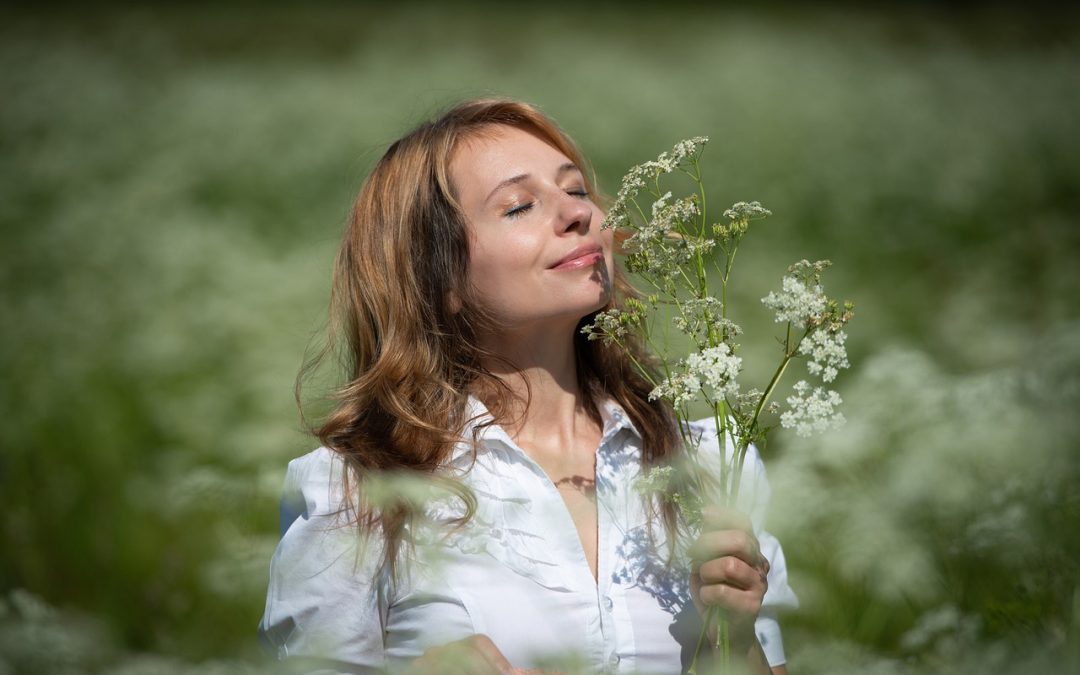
[258,448,388,673]
[259,449,546,675]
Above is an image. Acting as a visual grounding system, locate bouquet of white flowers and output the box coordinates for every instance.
[583,137,855,672]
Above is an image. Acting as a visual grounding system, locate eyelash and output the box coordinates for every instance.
[505,189,591,219]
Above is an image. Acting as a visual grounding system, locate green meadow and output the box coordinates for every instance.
[1,3,1078,672]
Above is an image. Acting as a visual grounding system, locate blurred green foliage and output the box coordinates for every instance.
[1,2,1078,673]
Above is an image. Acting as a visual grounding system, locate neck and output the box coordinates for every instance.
[477,319,596,452]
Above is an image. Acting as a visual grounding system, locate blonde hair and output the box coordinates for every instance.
[300,98,680,574]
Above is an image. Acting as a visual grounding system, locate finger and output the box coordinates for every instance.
[698,556,765,591]
[696,581,765,617]
[688,529,761,569]
[469,634,515,675]
[701,505,753,533]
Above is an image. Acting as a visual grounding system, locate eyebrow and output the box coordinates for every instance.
[484,162,581,205]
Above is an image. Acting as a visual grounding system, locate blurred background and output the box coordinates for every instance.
[1,2,1078,673]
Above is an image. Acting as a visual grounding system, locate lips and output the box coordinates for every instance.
[549,244,604,270]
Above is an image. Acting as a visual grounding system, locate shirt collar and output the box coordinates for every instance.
[595,397,641,446]
[447,393,641,466]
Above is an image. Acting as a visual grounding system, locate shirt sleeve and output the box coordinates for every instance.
[258,447,388,674]
[739,444,800,668]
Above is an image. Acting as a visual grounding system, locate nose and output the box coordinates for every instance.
[556,191,593,234]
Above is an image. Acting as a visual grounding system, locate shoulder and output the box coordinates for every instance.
[275,446,356,538]
[283,446,348,512]
[284,445,346,495]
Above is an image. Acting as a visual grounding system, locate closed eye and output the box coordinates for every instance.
[505,202,534,219]
[504,188,589,220]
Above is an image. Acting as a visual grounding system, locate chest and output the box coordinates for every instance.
[393,447,692,673]
[530,449,600,581]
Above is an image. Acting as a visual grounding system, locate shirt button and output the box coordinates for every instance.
[609,653,621,668]
[602,595,614,611]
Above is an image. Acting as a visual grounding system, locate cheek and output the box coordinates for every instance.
[467,233,537,296]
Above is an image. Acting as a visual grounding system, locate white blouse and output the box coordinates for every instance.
[258,397,798,674]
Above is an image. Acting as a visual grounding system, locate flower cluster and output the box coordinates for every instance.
[624,232,694,281]
[580,307,642,344]
[781,380,845,437]
[649,344,742,407]
[672,297,740,346]
[761,274,827,326]
[601,137,708,231]
[722,201,772,222]
[799,329,850,383]
[585,136,857,673]
[649,192,700,232]
[687,345,742,398]
[759,259,853,433]
[715,200,772,240]
[648,369,701,407]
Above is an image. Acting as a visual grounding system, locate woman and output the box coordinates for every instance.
[258,99,797,674]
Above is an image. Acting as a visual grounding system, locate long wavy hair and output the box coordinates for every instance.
[299,98,681,575]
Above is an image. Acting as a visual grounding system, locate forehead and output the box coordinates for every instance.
[449,124,572,197]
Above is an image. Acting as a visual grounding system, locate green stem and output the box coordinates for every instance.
[611,336,659,389]
[729,438,749,506]
[749,323,801,434]
[689,607,731,674]
[724,241,740,286]
[711,403,730,501]
[721,617,731,670]
[692,160,708,239]
[689,606,714,674]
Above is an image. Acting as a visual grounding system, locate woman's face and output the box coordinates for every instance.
[450,124,613,333]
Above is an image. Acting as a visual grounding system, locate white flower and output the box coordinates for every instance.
[672,300,740,346]
[685,345,742,399]
[602,161,663,229]
[602,137,708,230]
[632,465,675,496]
[651,195,699,231]
[723,201,771,222]
[651,191,673,219]
[582,307,641,343]
[762,275,826,325]
[648,370,701,407]
[781,380,845,437]
[799,329,850,383]
[656,136,709,172]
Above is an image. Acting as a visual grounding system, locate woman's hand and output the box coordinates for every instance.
[408,634,557,674]
[688,505,770,652]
